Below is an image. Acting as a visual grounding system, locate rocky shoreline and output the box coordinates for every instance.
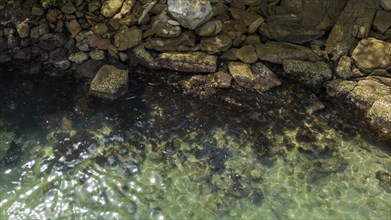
[0,0,390,144]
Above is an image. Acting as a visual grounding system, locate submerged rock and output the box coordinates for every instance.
[167,0,213,30]
[157,52,217,73]
[282,60,332,88]
[256,42,321,64]
[352,38,391,73]
[89,65,128,101]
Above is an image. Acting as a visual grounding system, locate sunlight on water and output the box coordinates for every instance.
[0,68,390,219]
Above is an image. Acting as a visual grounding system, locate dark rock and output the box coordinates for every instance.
[282,60,332,88]
[256,42,322,64]
[49,48,67,63]
[373,10,391,33]
[53,60,71,70]
[127,45,161,70]
[206,71,232,89]
[89,65,129,101]
[0,53,12,63]
[375,171,391,192]
[76,59,104,78]
[145,31,197,52]
[251,62,282,92]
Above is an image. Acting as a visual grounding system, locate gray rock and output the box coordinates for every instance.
[256,41,322,64]
[167,0,213,30]
[89,49,105,60]
[30,23,49,39]
[101,0,124,18]
[282,60,332,88]
[152,10,182,38]
[352,38,391,73]
[158,52,217,73]
[373,10,391,34]
[89,65,128,101]
[68,52,89,64]
[114,27,142,51]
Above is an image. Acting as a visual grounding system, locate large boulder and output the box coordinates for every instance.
[282,60,332,88]
[352,38,391,73]
[157,52,217,73]
[167,0,213,30]
[89,65,128,101]
[256,42,321,64]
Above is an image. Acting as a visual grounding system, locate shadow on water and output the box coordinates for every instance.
[0,62,390,219]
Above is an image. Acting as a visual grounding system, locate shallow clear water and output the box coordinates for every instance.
[0,65,390,219]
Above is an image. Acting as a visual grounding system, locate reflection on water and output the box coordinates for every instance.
[0,65,390,219]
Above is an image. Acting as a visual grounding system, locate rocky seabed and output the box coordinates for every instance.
[0,0,390,144]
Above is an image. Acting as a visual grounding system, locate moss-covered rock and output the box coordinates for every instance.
[157,52,218,73]
[89,65,128,101]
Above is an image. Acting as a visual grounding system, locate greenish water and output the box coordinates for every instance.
[0,65,390,219]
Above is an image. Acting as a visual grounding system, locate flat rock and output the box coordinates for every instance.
[145,31,196,52]
[236,45,258,64]
[157,52,217,73]
[228,62,255,89]
[89,65,128,101]
[326,79,357,98]
[251,62,282,92]
[373,10,391,33]
[256,42,322,64]
[352,38,391,73]
[282,60,332,88]
[346,78,391,110]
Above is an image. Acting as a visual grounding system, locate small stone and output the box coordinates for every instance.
[30,23,49,39]
[236,45,258,64]
[31,6,44,16]
[95,38,111,50]
[195,20,223,37]
[68,52,89,64]
[53,60,71,70]
[15,21,30,38]
[151,10,182,38]
[61,2,77,14]
[228,62,255,89]
[247,17,264,34]
[119,52,128,62]
[89,49,105,60]
[67,20,82,38]
[91,23,109,36]
[101,0,124,18]
[206,71,232,88]
[335,56,352,79]
[200,33,232,54]
[89,65,128,101]
[114,27,142,51]
[326,79,357,98]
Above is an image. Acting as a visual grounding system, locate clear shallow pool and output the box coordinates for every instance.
[0,65,390,219]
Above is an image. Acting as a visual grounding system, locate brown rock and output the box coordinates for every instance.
[236,45,258,64]
[114,27,142,51]
[352,38,391,73]
[158,52,218,73]
[67,20,82,38]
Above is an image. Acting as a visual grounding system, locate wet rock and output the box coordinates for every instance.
[15,21,30,38]
[380,0,391,10]
[91,24,109,36]
[251,62,282,92]
[305,93,325,115]
[206,71,232,89]
[167,0,213,30]
[0,53,12,63]
[326,79,357,98]
[113,0,136,19]
[158,52,217,73]
[352,38,391,73]
[256,42,321,64]
[335,56,353,79]
[61,2,77,14]
[180,75,207,93]
[195,20,222,37]
[30,22,49,39]
[375,171,391,192]
[76,59,104,78]
[152,10,182,38]
[31,5,44,16]
[96,38,111,50]
[53,60,71,71]
[228,62,254,89]
[200,33,232,54]
[373,10,391,33]
[282,60,332,88]
[101,0,124,18]
[229,8,263,27]
[114,27,142,51]
[127,45,161,70]
[89,49,105,61]
[367,95,391,141]
[259,21,324,44]
[347,79,391,110]
[89,65,128,101]
[68,52,89,64]
[247,17,264,34]
[236,45,258,64]
[67,20,82,38]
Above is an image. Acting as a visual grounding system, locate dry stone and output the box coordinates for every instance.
[352,38,391,73]
[167,0,213,30]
